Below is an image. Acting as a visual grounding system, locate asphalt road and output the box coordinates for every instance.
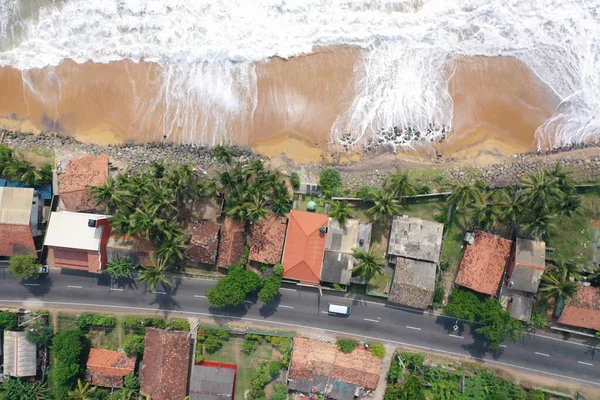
[1,267,599,387]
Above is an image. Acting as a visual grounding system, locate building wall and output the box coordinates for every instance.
[47,247,101,274]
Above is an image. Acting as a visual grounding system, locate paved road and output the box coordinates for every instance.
[1,268,599,387]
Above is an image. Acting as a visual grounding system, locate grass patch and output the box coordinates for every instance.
[294,194,326,214]
[367,270,393,297]
[28,146,54,158]
[56,313,78,332]
[202,336,277,400]
[545,192,600,264]
[87,327,120,351]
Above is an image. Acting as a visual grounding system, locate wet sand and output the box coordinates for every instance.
[0,47,559,164]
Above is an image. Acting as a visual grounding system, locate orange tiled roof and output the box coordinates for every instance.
[217,218,246,268]
[0,224,36,257]
[86,348,136,387]
[289,338,382,389]
[281,210,328,285]
[455,232,512,296]
[249,216,287,265]
[558,286,600,331]
[59,154,108,212]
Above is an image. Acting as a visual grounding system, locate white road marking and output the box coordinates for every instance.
[0,299,597,387]
[279,305,294,309]
[535,352,550,357]
[109,288,124,291]
[321,311,329,314]
[243,301,252,305]
[578,361,593,366]
[448,334,464,339]
[406,326,421,331]
[67,285,82,289]
[152,291,167,295]
[364,318,379,323]
[194,295,207,298]
[23,283,40,286]
[280,288,297,292]
[500,345,507,348]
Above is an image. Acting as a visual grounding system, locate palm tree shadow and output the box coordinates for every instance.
[583,337,600,360]
[149,293,181,317]
[112,277,138,291]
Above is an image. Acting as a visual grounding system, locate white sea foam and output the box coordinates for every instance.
[0,0,599,148]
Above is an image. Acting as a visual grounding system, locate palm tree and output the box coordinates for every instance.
[540,260,581,301]
[245,194,270,223]
[558,193,582,220]
[351,247,386,281]
[110,212,136,236]
[2,157,41,186]
[156,233,188,264]
[384,168,417,199]
[520,170,563,213]
[521,212,557,239]
[447,179,484,211]
[138,261,173,293]
[36,163,53,186]
[547,163,574,194]
[68,379,97,400]
[89,176,133,213]
[106,255,136,281]
[495,190,522,232]
[367,190,402,221]
[0,378,50,400]
[328,201,354,228]
[211,144,235,166]
[469,196,501,231]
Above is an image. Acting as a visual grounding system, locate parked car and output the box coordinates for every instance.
[328,303,351,316]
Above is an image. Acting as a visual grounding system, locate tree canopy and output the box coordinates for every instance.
[206,266,262,308]
[8,254,40,280]
[50,330,85,400]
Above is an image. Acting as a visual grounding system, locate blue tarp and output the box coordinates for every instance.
[0,179,52,200]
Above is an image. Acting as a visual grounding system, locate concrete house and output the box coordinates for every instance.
[0,187,40,257]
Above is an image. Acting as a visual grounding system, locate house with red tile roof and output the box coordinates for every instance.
[281,210,328,285]
[288,337,382,398]
[59,154,108,213]
[0,187,38,257]
[455,232,512,296]
[86,348,136,388]
[558,285,600,331]
[140,328,192,400]
[185,220,221,266]
[249,216,287,265]
[217,218,246,269]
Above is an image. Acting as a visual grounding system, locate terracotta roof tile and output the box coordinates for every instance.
[289,338,381,389]
[249,216,287,265]
[558,286,600,331]
[281,211,328,285]
[86,349,136,388]
[455,232,512,296]
[59,154,108,212]
[0,224,36,257]
[140,328,191,400]
[185,220,221,264]
[217,218,246,268]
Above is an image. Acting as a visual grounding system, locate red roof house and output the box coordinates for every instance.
[86,348,136,388]
[455,232,512,296]
[558,285,600,331]
[185,220,221,265]
[249,216,287,265]
[281,210,328,285]
[59,154,108,212]
[0,187,37,256]
[216,218,246,268]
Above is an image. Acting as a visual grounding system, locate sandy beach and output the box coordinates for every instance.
[0,47,559,164]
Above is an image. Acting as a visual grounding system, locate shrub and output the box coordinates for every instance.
[121,316,143,330]
[269,361,282,377]
[356,185,377,201]
[204,336,223,354]
[529,312,547,329]
[370,343,386,359]
[143,317,166,328]
[432,286,444,307]
[123,335,145,355]
[258,276,282,303]
[26,321,53,345]
[8,254,40,280]
[332,283,343,291]
[197,328,206,342]
[267,336,292,353]
[0,311,18,330]
[289,172,300,189]
[76,313,117,328]
[336,339,358,353]
[248,361,274,400]
[273,264,284,276]
[270,384,288,400]
[242,339,259,354]
[319,167,342,197]
[50,330,85,399]
[167,319,190,331]
[205,328,230,340]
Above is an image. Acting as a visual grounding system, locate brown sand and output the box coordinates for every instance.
[0,48,559,164]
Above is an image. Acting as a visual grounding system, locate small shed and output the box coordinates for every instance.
[3,331,37,377]
[189,363,236,400]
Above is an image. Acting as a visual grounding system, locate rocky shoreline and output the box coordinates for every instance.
[3,130,600,189]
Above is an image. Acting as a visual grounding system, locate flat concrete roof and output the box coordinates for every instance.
[44,211,107,251]
[387,216,443,263]
[0,187,34,225]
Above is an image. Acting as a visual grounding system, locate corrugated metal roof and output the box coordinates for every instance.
[0,187,34,225]
[3,331,37,377]
[189,365,235,399]
[44,211,108,251]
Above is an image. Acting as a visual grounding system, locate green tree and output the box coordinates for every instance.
[8,254,40,280]
[273,264,284,276]
[540,261,580,301]
[443,289,481,323]
[289,172,300,189]
[50,330,85,400]
[367,190,402,221]
[138,263,173,293]
[470,195,501,231]
[270,384,288,400]
[211,144,235,165]
[447,179,484,211]
[258,276,282,304]
[2,156,41,186]
[26,321,53,345]
[495,190,523,232]
[520,170,563,214]
[0,378,51,400]
[206,266,262,308]
[89,176,133,213]
[110,374,140,400]
[0,311,18,330]
[106,256,136,281]
[384,168,417,199]
[475,298,524,349]
[384,376,424,400]
[355,185,377,201]
[123,335,145,355]
[319,167,342,197]
[68,379,97,400]
[521,212,557,239]
[328,201,354,228]
[351,247,385,281]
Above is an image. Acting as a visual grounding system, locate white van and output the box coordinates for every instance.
[328,303,351,316]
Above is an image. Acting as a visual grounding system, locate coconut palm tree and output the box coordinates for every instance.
[36,163,53,186]
[469,196,502,231]
[106,255,136,281]
[68,379,97,400]
[0,378,50,400]
[384,168,417,199]
[245,194,270,223]
[0,144,13,172]
[495,190,523,231]
[521,212,557,239]
[328,201,355,228]
[540,261,581,301]
[2,157,41,186]
[367,190,402,221]
[89,176,133,213]
[351,247,386,281]
[520,170,564,214]
[138,261,173,293]
[447,179,484,211]
[557,193,582,220]
[156,233,188,264]
[211,144,235,166]
[547,163,575,194]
